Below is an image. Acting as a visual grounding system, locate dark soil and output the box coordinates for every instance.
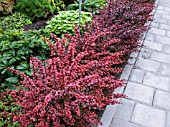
[23,15,54,31]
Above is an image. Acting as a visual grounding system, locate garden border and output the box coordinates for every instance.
[98,0,160,126]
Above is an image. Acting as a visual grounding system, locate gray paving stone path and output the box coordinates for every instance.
[98,0,170,126]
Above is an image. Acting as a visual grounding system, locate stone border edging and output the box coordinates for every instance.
[98,0,160,126]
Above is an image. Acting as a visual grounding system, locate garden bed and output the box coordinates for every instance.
[0,0,155,126]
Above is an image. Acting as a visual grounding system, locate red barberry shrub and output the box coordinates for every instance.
[8,33,126,126]
[92,0,155,54]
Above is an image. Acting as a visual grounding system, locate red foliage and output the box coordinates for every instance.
[8,35,126,126]
[90,0,155,53]
[6,0,155,126]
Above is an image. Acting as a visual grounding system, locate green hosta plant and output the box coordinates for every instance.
[46,10,92,35]
[0,29,51,91]
[0,12,32,35]
[0,0,15,15]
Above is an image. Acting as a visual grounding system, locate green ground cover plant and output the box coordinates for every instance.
[0,29,51,91]
[0,12,32,35]
[14,0,66,20]
[46,10,92,36]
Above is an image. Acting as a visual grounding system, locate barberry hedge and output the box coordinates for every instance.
[2,0,155,126]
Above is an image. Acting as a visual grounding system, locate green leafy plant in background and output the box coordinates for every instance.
[0,29,51,92]
[14,0,66,20]
[67,0,107,14]
[0,0,15,15]
[0,12,32,35]
[46,10,92,35]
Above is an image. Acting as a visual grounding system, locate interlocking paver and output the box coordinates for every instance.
[164,7,170,11]
[166,112,170,127]
[156,9,170,15]
[158,6,164,10]
[154,13,162,18]
[143,72,170,91]
[124,82,154,104]
[155,35,170,44]
[150,51,170,63]
[159,23,170,30]
[131,103,166,127]
[110,118,143,127]
[145,33,156,41]
[148,28,166,36]
[129,69,145,83]
[138,48,152,59]
[162,14,170,20]
[114,99,135,121]
[144,40,163,51]
[150,22,159,28]
[159,63,170,76]
[153,90,170,110]
[154,18,169,24]
[135,58,160,72]
[166,31,170,37]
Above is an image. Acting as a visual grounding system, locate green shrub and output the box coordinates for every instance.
[0,12,32,35]
[0,29,51,91]
[46,10,92,35]
[67,0,107,14]
[15,0,66,20]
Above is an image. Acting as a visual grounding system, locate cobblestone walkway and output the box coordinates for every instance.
[98,0,170,127]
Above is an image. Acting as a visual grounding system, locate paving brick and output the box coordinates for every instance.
[131,103,166,127]
[159,63,170,76]
[154,90,170,110]
[129,69,145,83]
[128,58,136,65]
[144,40,163,51]
[114,99,135,121]
[159,23,170,30]
[156,10,170,15]
[154,13,162,18]
[135,58,160,72]
[162,14,170,20]
[150,22,159,28]
[163,44,170,54]
[98,105,117,127]
[130,52,138,58]
[154,18,169,24]
[164,7,170,11]
[150,51,170,63]
[139,48,152,59]
[145,33,156,41]
[110,118,143,127]
[143,72,170,91]
[124,82,154,104]
[157,6,164,10]
[155,35,170,45]
[166,112,170,127]
[120,64,133,80]
[166,31,170,37]
[148,28,166,36]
